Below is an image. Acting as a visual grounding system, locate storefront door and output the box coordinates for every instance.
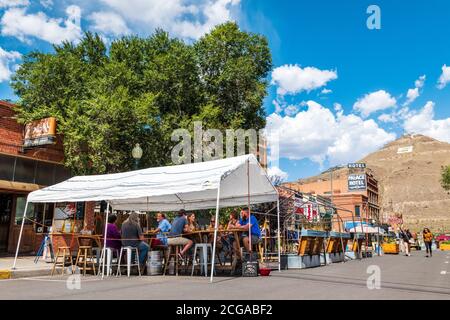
[0,194,13,252]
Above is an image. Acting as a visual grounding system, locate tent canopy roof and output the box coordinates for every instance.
[27,155,278,211]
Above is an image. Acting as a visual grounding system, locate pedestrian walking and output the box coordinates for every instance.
[400,228,412,256]
[423,228,433,257]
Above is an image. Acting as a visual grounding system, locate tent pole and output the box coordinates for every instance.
[12,200,29,270]
[101,202,110,279]
[277,198,281,272]
[210,184,221,283]
[247,159,252,258]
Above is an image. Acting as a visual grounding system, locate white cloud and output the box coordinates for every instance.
[403,75,426,106]
[267,166,288,182]
[0,6,82,44]
[321,88,332,94]
[284,105,299,117]
[437,64,450,89]
[0,0,28,8]
[378,113,396,123]
[88,11,130,37]
[0,46,21,82]
[271,64,338,95]
[265,101,396,167]
[97,0,240,40]
[353,90,397,118]
[404,88,419,106]
[39,0,53,9]
[415,75,426,88]
[404,101,450,143]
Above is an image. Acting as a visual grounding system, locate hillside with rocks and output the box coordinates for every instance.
[295,134,450,232]
[361,134,450,232]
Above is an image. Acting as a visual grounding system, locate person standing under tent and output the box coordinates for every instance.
[168,209,194,259]
[423,228,434,258]
[121,212,149,269]
[154,213,171,246]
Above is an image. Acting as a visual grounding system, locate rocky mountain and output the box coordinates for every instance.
[296,134,450,232]
[361,134,450,232]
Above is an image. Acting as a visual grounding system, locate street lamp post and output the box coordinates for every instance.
[132,143,143,170]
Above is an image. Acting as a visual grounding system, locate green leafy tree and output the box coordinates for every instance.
[442,165,450,192]
[11,23,272,175]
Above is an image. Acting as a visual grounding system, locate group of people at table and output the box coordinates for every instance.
[104,207,261,272]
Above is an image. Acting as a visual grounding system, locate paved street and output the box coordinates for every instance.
[1,250,449,300]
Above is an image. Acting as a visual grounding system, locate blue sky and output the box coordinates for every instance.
[1,0,450,181]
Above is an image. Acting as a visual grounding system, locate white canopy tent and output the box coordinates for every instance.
[13,154,280,282]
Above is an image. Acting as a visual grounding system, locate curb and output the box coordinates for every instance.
[0,269,11,279]
[0,268,52,280]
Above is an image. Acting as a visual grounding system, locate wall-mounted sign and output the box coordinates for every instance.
[348,163,366,169]
[397,146,413,154]
[24,117,56,148]
[348,174,367,191]
[293,195,319,221]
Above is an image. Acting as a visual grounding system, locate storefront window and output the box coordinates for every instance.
[13,157,36,183]
[355,205,361,217]
[0,155,15,181]
[14,196,35,225]
[53,202,85,233]
[34,203,54,233]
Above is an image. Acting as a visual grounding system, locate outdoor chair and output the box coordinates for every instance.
[191,243,220,277]
[116,246,141,277]
[51,246,73,276]
[98,247,120,277]
[74,237,98,276]
[163,244,187,276]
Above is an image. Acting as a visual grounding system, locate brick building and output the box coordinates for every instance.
[0,100,98,255]
[283,166,380,229]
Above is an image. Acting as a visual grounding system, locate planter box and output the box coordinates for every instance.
[287,254,321,269]
[440,243,450,251]
[329,252,345,263]
[382,243,399,254]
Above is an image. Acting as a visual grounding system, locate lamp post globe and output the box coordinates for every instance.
[132,143,143,170]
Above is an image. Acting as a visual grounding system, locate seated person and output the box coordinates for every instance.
[186,212,199,232]
[121,212,149,268]
[234,207,261,260]
[155,212,171,246]
[207,215,226,250]
[105,214,121,251]
[222,211,239,252]
[167,209,194,258]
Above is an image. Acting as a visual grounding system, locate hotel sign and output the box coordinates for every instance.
[24,117,57,148]
[348,174,367,191]
[348,163,366,169]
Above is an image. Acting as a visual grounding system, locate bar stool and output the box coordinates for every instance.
[163,245,186,276]
[191,243,215,277]
[116,246,141,277]
[98,247,120,277]
[74,246,97,276]
[51,246,73,276]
